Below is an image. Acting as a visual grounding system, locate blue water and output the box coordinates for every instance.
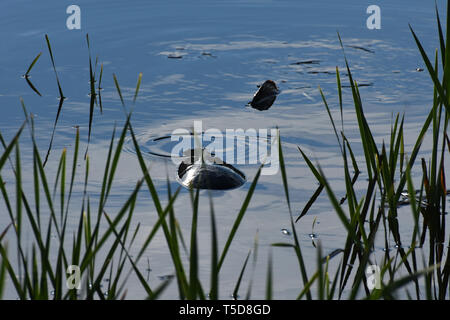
[0,0,447,299]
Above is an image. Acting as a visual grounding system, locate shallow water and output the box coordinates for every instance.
[0,0,449,299]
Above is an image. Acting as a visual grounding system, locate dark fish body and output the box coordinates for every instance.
[250,80,279,111]
[178,163,246,190]
[177,149,246,190]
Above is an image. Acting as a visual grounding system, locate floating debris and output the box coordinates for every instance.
[167,54,183,59]
[355,83,373,87]
[201,52,216,58]
[396,190,450,209]
[262,59,278,64]
[281,228,291,236]
[177,149,246,190]
[346,45,375,54]
[307,70,336,75]
[249,80,279,111]
[342,82,373,88]
[158,274,175,281]
[290,59,320,65]
[146,257,152,272]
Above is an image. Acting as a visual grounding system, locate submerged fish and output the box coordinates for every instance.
[177,149,246,190]
[249,80,279,111]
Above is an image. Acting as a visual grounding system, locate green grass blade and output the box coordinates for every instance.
[24,52,43,96]
[0,122,25,171]
[245,230,259,300]
[25,52,42,76]
[43,35,65,167]
[299,147,352,233]
[45,34,64,99]
[98,63,104,114]
[113,74,126,112]
[232,250,251,299]
[319,86,343,153]
[133,72,143,104]
[436,2,446,66]
[296,183,324,222]
[409,25,450,113]
[336,66,344,131]
[0,244,26,299]
[296,271,319,300]
[217,165,262,271]
[25,77,42,97]
[147,277,173,300]
[188,187,200,299]
[103,211,154,298]
[209,193,219,300]
[265,250,273,300]
[15,144,22,240]
[43,97,64,167]
[85,34,97,159]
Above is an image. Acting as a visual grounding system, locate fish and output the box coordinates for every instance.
[249,80,280,111]
[177,149,246,190]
